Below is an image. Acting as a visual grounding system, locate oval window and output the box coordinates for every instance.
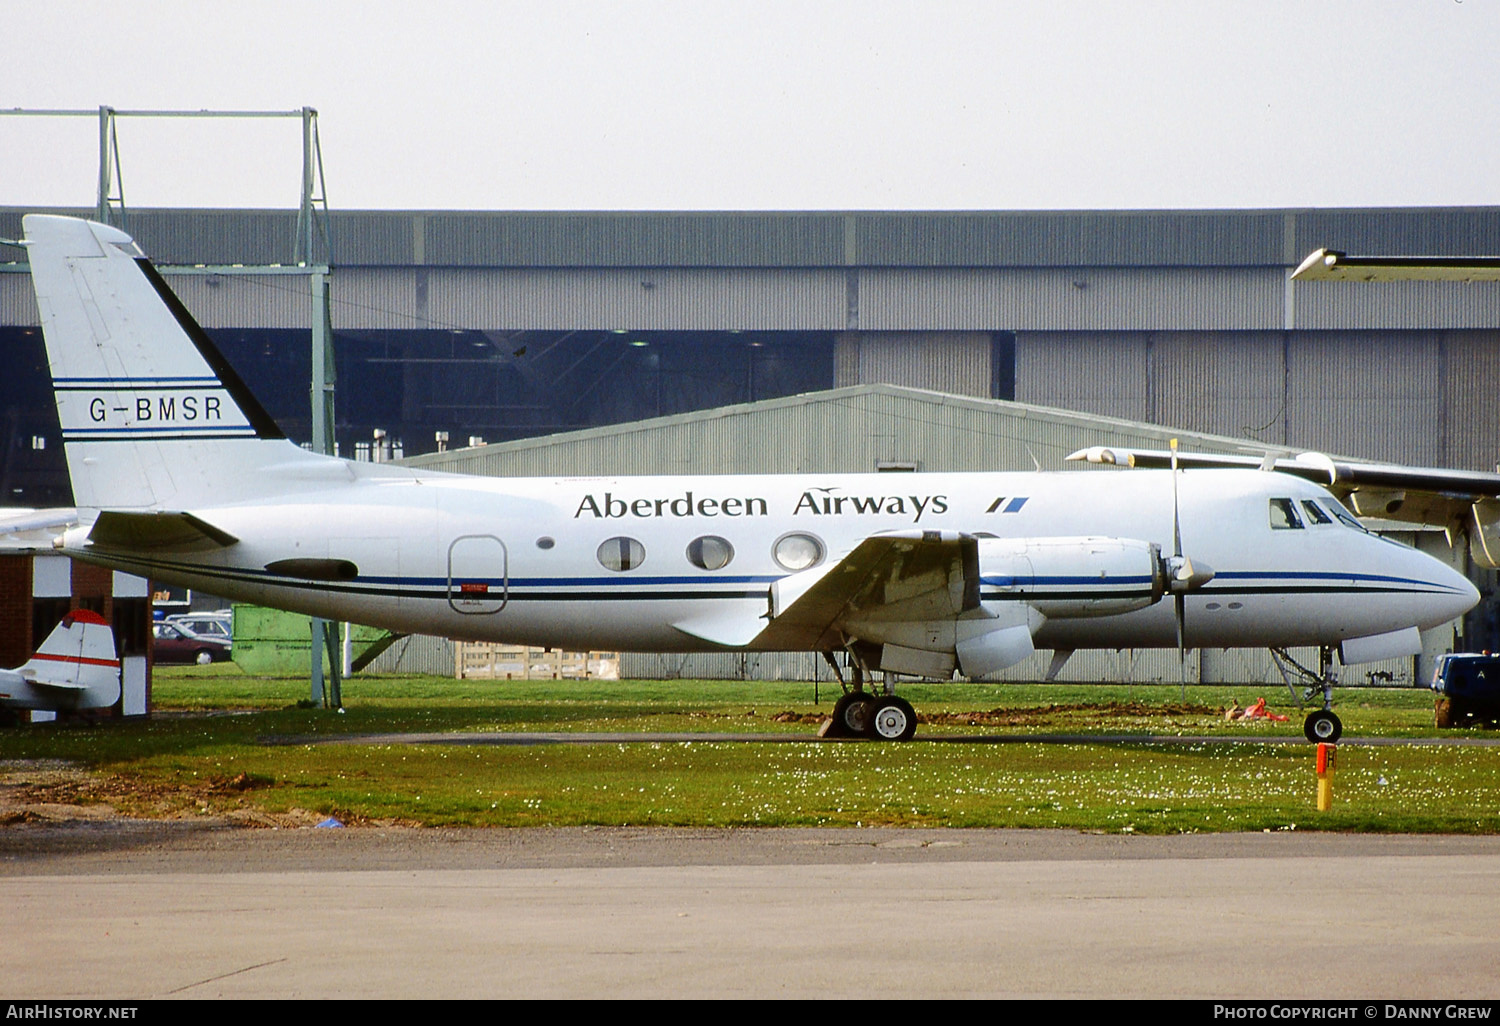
[687,535,734,571]
[597,536,646,571]
[772,532,824,572]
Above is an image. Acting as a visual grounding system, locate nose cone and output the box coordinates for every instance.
[1418,554,1480,629]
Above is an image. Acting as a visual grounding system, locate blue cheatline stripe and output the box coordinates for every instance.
[981,574,1156,586]
[76,549,1471,605]
[63,426,259,437]
[1215,569,1468,592]
[55,377,222,387]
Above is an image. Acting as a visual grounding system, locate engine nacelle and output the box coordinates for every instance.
[977,536,1166,619]
[1470,497,1500,570]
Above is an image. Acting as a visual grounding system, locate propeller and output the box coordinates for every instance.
[1171,439,1186,698]
[1166,438,1215,699]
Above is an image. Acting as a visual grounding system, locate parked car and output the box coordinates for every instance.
[164,611,232,642]
[152,621,231,665]
[1431,652,1500,728]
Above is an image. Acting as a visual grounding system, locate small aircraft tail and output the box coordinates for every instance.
[23,214,319,511]
[13,609,121,710]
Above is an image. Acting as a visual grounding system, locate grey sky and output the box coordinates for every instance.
[5,0,1497,211]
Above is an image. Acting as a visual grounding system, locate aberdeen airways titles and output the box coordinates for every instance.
[573,488,952,523]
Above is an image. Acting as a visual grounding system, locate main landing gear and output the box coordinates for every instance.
[821,651,918,741]
[1270,645,1344,744]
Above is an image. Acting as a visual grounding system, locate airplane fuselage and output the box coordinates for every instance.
[59,457,1476,659]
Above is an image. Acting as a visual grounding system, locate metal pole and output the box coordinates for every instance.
[95,107,113,225]
[309,267,339,706]
[298,108,314,264]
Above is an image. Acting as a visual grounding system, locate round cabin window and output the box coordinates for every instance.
[772,532,824,572]
[687,535,734,571]
[597,536,646,571]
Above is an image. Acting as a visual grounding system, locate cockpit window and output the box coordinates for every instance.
[1300,500,1333,525]
[1324,500,1369,533]
[1269,498,1303,530]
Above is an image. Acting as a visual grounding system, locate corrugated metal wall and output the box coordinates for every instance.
[1016,332,1150,422]
[850,210,1289,267]
[401,384,1268,480]
[7,204,1500,268]
[1443,330,1500,470]
[422,268,845,331]
[1293,280,1500,331]
[860,267,1281,331]
[1150,331,1287,444]
[1286,332,1443,465]
[0,273,34,324]
[1011,329,1496,469]
[833,332,992,397]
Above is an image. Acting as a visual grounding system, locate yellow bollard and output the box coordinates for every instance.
[1316,742,1336,811]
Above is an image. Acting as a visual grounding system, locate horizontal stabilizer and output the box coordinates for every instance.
[27,677,90,692]
[0,507,78,552]
[88,510,238,550]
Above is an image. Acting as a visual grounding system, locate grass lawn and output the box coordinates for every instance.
[2,665,1496,833]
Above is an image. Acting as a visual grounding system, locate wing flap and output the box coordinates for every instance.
[755,531,980,650]
[0,507,79,552]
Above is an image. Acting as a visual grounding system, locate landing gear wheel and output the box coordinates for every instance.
[1304,709,1342,744]
[831,692,876,737]
[870,696,917,742]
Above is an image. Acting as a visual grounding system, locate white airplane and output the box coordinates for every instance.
[0,609,120,716]
[16,214,1487,741]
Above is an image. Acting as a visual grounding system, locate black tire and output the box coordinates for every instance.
[870,696,917,742]
[830,692,876,737]
[1304,709,1342,744]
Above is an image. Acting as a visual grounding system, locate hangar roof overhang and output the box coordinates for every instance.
[5,205,1500,270]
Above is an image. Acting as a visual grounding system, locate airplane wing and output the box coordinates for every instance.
[758,529,980,651]
[673,530,979,651]
[1067,445,1500,566]
[1292,248,1500,282]
[86,510,239,550]
[0,507,79,551]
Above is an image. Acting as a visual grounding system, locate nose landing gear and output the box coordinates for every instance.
[1271,646,1344,744]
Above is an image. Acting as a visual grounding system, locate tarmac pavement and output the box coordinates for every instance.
[2,823,1499,999]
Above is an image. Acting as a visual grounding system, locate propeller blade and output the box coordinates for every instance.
[1173,592,1185,700]
[1170,438,1186,700]
[1170,438,1182,559]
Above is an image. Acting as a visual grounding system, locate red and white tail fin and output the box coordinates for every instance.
[15,610,121,709]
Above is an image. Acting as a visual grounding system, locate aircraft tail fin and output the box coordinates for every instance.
[23,214,316,510]
[17,609,121,709]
